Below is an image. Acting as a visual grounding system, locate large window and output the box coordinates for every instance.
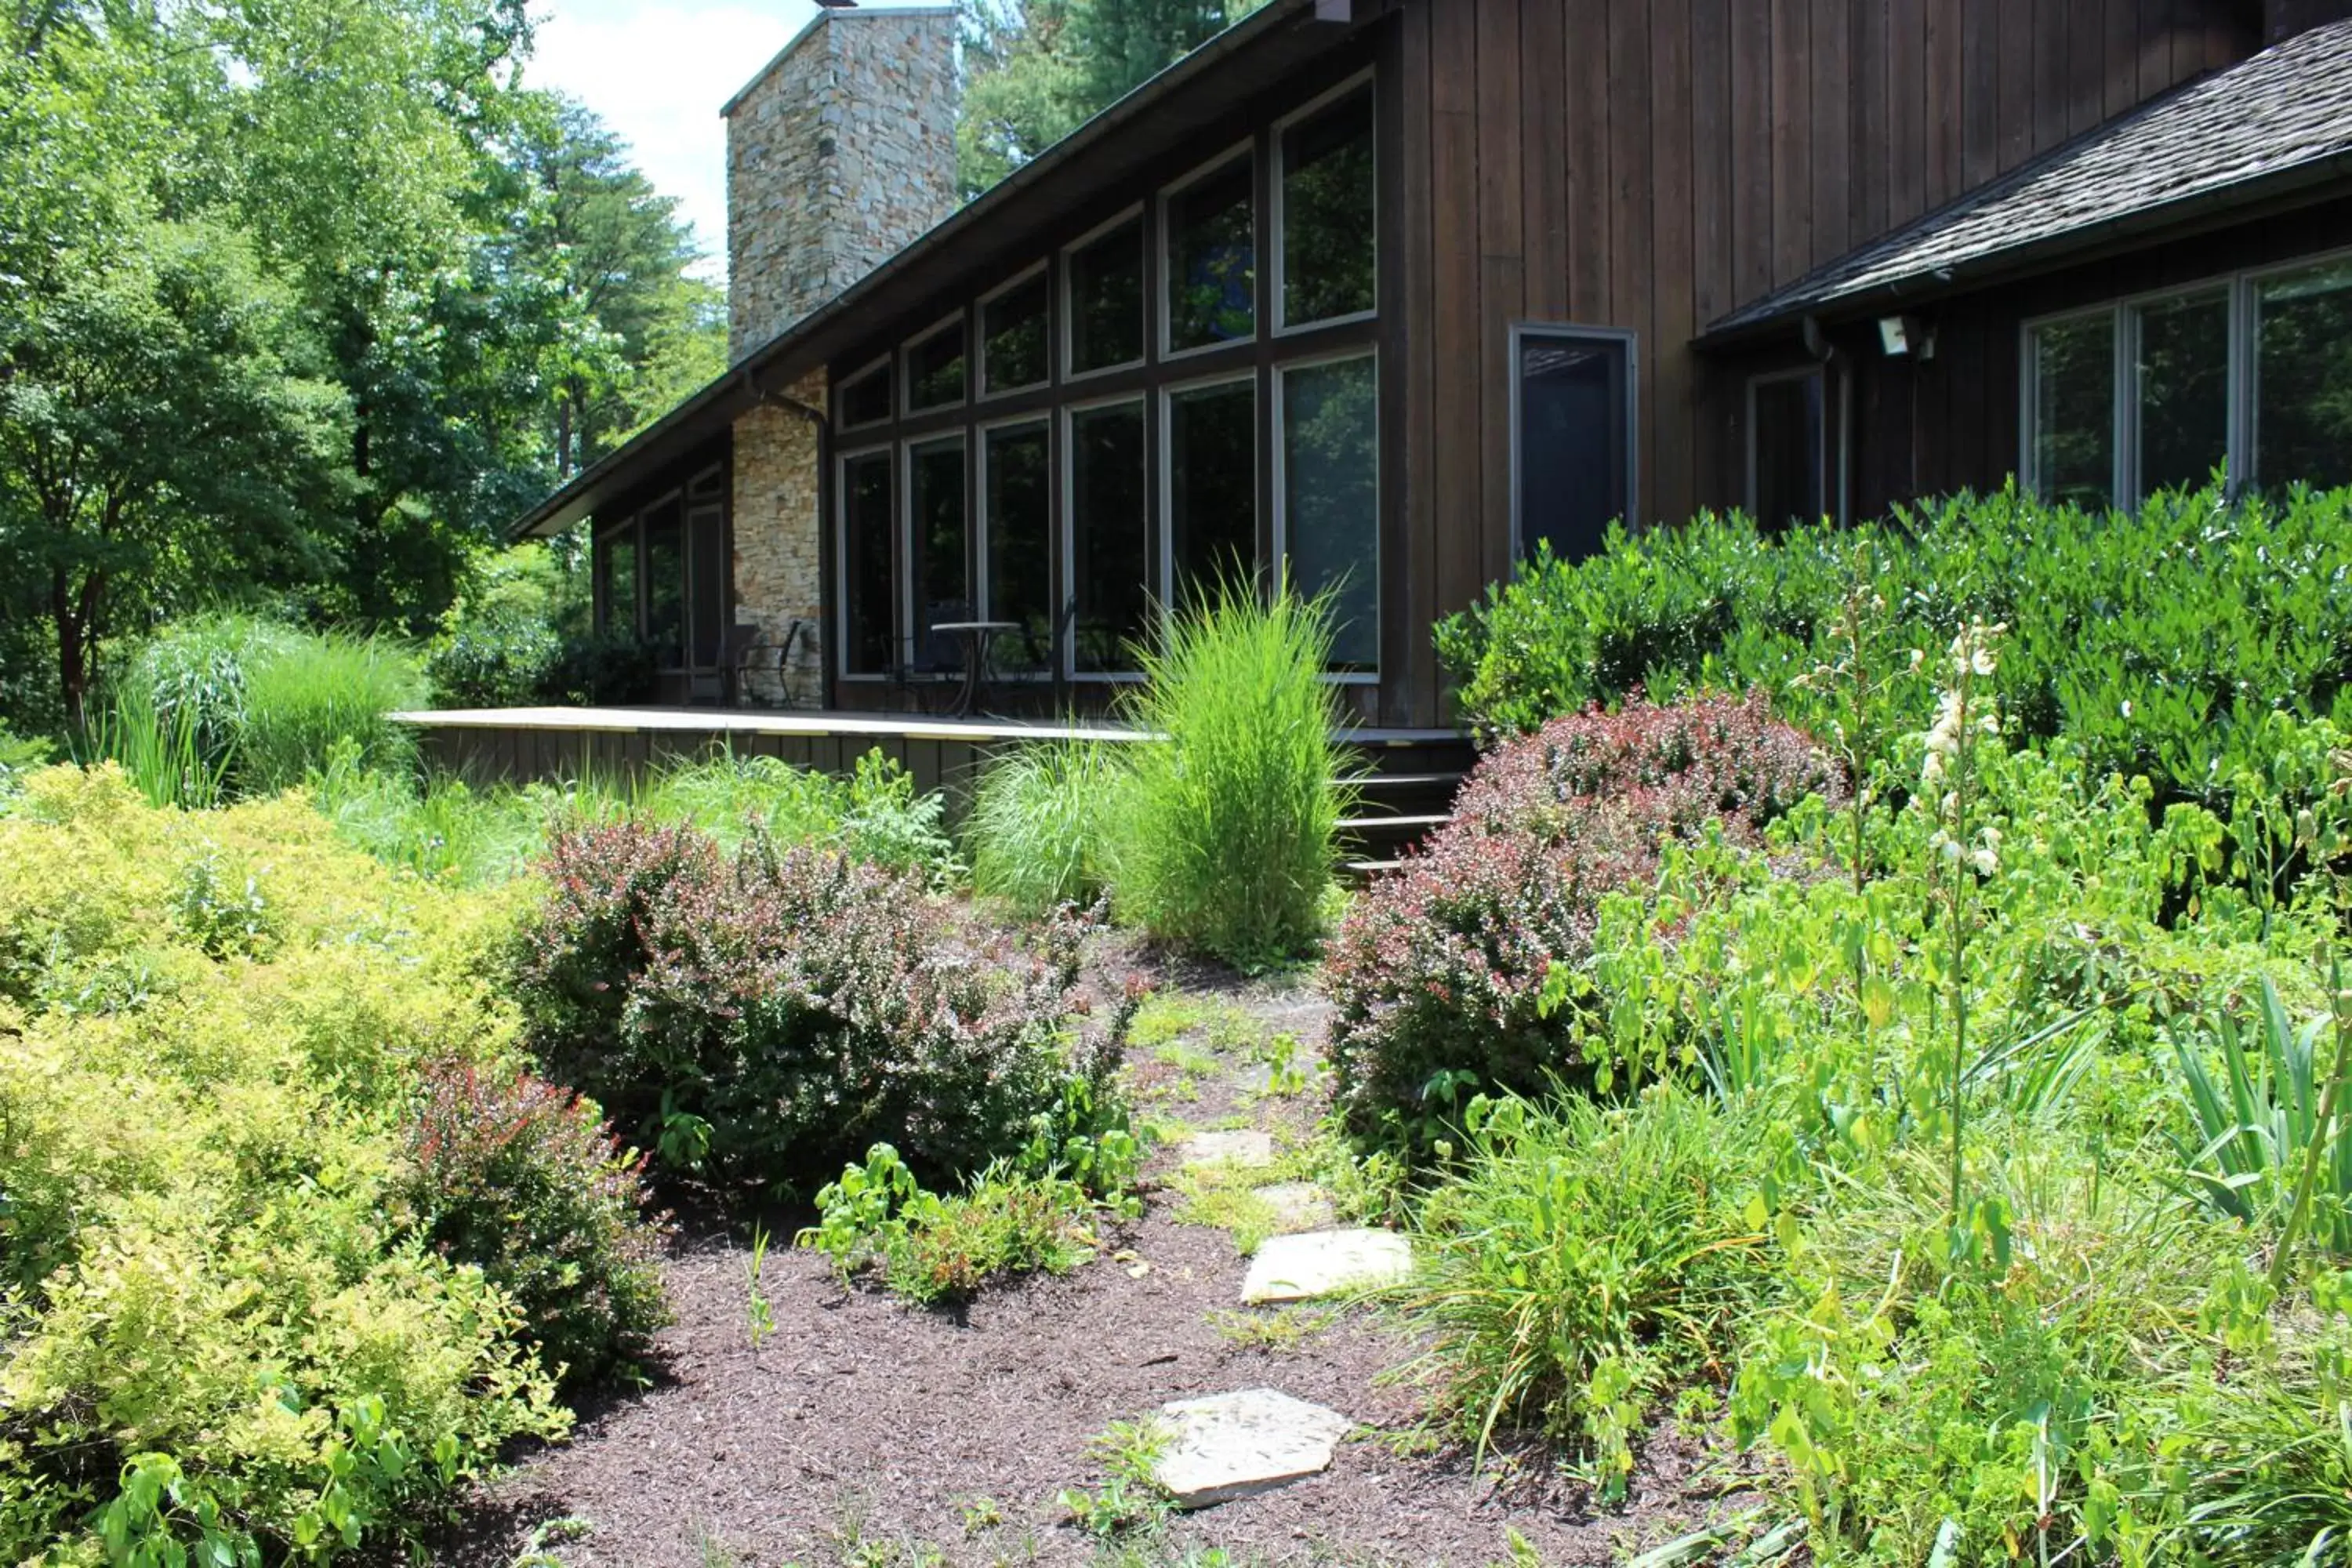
[1165,377,1258,608]
[1279,354,1377,673]
[1277,82,1376,331]
[2136,290,2230,496]
[1750,368,1826,532]
[1164,151,1255,354]
[1514,326,1634,564]
[595,522,638,637]
[982,271,1051,396]
[643,499,684,667]
[983,421,1054,673]
[2028,313,2116,509]
[839,450,895,677]
[906,436,968,672]
[905,318,967,413]
[1066,213,1146,376]
[2256,259,2352,492]
[2025,252,2352,506]
[1067,401,1149,674]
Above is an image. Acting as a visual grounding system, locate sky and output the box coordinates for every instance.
[525,1,937,282]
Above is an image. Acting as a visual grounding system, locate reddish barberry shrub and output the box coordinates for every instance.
[398,1058,671,1387]
[508,821,1127,1190]
[1326,693,1838,1151]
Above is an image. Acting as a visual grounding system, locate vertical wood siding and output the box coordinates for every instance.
[1392,0,2253,720]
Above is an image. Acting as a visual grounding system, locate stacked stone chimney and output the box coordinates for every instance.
[724,3,962,360]
[723,4,960,697]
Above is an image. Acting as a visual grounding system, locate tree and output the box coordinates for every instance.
[957,0,1272,198]
[0,222,350,727]
[504,95,725,481]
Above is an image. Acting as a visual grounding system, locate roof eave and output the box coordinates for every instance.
[1697,151,2352,350]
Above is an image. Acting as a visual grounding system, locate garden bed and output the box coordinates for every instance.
[435,962,1740,1568]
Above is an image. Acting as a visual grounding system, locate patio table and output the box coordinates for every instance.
[929,620,1022,717]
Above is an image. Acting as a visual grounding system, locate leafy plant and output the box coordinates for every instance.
[1058,1419,1173,1538]
[744,1224,775,1348]
[2174,975,2352,1278]
[797,1144,1110,1307]
[1109,575,1352,968]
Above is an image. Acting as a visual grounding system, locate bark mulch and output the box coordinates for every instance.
[432,965,1752,1568]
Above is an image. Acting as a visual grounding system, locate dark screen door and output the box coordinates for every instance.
[1515,328,1632,564]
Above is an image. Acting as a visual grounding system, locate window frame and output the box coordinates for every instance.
[2016,245,2352,506]
[1157,141,1259,365]
[1059,390,1152,684]
[834,440,898,683]
[976,412,1056,681]
[1507,321,1640,558]
[900,310,971,419]
[1272,344,1381,683]
[834,354,895,433]
[1061,204,1149,385]
[1745,364,1831,531]
[1272,70,1380,339]
[978,262,1053,401]
[1158,366,1261,618]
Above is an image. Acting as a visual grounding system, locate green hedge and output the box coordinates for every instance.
[1435,484,2352,807]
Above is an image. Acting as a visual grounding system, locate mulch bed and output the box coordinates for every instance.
[431,961,1747,1567]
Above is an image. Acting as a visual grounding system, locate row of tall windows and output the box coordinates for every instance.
[832,76,1380,681]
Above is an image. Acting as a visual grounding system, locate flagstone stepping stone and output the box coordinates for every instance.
[1183,1128,1274,1168]
[1240,1228,1413,1304]
[1250,1181,1338,1232]
[1154,1387,1352,1508]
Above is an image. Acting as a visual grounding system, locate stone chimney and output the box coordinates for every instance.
[724,4,962,361]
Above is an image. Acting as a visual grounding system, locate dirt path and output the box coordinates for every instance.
[439,964,1737,1568]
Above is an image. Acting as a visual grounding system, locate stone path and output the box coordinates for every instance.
[1182,1128,1275,1167]
[1240,1227,1414,1305]
[1153,1388,1354,1508]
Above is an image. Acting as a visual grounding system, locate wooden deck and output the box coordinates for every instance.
[392,706,1473,811]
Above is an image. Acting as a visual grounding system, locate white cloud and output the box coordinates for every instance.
[524,0,822,281]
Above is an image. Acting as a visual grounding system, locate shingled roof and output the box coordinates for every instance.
[1704,16,2352,340]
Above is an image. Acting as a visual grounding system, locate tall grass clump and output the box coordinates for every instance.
[114,613,426,794]
[966,735,1120,916]
[1109,579,1351,967]
[236,627,426,791]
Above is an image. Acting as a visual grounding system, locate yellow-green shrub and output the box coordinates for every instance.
[0,764,641,1563]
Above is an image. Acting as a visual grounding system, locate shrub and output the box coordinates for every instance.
[543,627,656,705]
[395,1059,670,1387]
[1109,579,1351,967]
[1324,692,1837,1149]
[0,766,568,1563]
[425,544,584,709]
[508,818,1131,1191]
[965,735,1120,915]
[0,724,50,804]
[1436,484,2352,810]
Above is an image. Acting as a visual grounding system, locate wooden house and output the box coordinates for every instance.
[508,0,2352,731]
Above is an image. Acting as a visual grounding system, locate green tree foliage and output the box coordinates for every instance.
[958,0,1271,198]
[0,0,720,731]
